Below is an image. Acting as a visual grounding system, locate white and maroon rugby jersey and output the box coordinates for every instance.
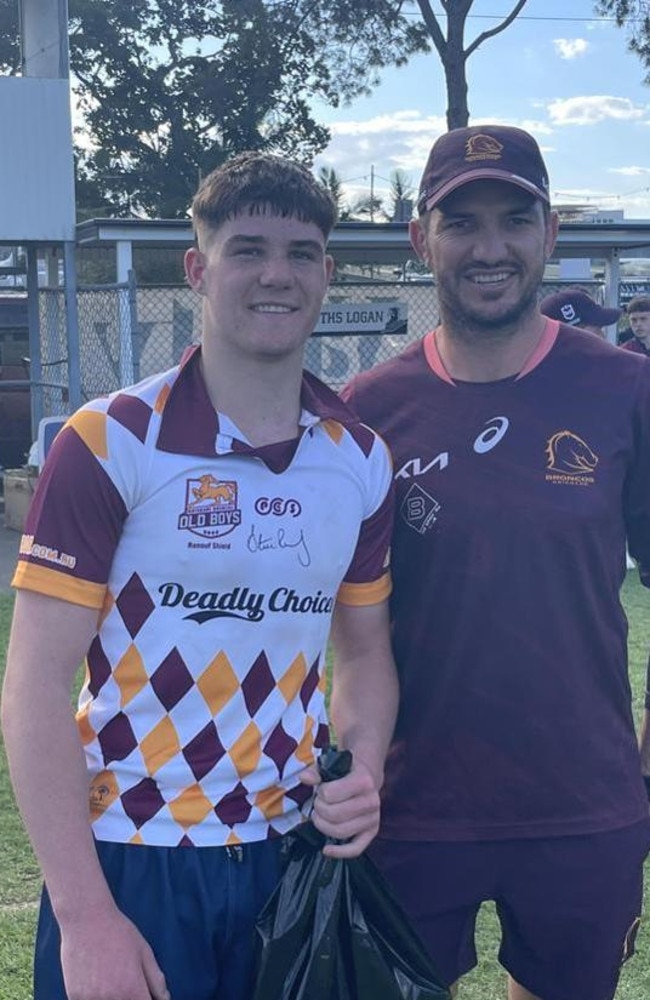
[14,346,393,847]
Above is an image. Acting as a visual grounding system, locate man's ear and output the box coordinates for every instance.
[409,217,430,265]
[185,246,206,293]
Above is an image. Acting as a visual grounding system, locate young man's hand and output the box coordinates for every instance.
[300,758,381,858]
[59,906,170,1000]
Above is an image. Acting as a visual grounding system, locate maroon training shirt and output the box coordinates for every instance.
[343,323,650,841]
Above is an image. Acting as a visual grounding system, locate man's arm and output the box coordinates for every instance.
[305,599,398,859]
[1,590,169,1000]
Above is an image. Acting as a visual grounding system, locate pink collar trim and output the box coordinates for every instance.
[423,319,560,384]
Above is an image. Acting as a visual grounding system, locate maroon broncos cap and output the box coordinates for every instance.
[539,289,622,328]
[417,125,550,214]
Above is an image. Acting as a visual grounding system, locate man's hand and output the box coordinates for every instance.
[60,906,170,1000]
[300,758,381,858]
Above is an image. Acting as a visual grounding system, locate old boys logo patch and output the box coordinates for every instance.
[178,474,242,538]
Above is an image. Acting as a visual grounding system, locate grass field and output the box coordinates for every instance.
[0,577,649,999]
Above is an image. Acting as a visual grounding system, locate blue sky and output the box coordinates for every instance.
[311,0,650,219]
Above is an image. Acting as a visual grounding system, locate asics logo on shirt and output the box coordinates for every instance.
[394,417,510,481]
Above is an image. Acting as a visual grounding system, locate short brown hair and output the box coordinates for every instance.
[627,295,650,315]
[191,152,337,244]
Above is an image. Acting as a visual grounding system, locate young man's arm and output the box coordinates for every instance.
[305,599,398,859]
[1,590,169,1000]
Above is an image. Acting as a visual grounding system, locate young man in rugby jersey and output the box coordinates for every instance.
[342,125,650,1000]
[1,153,397,1000]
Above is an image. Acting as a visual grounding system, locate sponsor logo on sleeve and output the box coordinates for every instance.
[545,431,598,486]
[178,475,242,538]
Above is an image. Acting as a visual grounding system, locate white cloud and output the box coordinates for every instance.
[608,166,650,177]
[547,96,646,125]
[553,38,589,59]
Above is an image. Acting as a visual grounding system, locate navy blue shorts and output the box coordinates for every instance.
[34,837,285,1000]
[370,820,650,1000]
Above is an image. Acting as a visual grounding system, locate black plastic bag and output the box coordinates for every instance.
[252,748,450,1000]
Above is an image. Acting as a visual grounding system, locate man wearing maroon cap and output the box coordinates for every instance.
[540,287,622,338]
[343,125,650,1000]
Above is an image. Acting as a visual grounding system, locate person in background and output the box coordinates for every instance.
[539,286,622,338]
[622,295,650,356]
[343,124,650,1000]
[1,152,398,1000]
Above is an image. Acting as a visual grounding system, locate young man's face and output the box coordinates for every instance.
[410,180,558,337]
[185,208,334,363]
[629,309,650,347]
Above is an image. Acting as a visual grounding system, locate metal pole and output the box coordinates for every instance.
[26,244,43,436]
[63,239,82,410]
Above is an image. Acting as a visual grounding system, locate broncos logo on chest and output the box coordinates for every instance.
[546,431,599,476]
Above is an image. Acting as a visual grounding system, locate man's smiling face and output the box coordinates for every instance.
[185,207,334,364]
[411,179,558,339]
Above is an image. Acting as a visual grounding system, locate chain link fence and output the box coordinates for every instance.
[33,275,626,410]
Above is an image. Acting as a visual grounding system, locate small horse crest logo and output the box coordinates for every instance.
[545,431,598,486]
[465,134,504,162]
[178,474,242,538]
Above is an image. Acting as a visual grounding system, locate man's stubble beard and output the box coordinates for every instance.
[435,259,546,344]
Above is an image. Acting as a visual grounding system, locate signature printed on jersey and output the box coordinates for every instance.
[247,524,312,567]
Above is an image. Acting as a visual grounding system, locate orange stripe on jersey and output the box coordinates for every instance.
[12,561,106,609]
[154,382,171,414]
[322,419,345,444]
[68,409,108,459]
[337,572,391,607]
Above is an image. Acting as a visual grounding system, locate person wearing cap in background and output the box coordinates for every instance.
[540,286,622,338]
[342,124,650,1000]
[623,295,650,356]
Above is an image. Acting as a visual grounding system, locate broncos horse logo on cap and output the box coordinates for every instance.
[465,134,504,162]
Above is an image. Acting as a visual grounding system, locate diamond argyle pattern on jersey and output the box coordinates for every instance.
[182,721,227,781]
[214,781,253,826]
[264,722,298,777]
[140,716,181,776]
[169,783,215,829]
[87,635,112,697]
[277,654,308,702]
[113,645,149,708]
[121,776,166,828]
[241,652,275,716]
[197,651,240,716]
[286,782,313,808]
[230,721,262,779]
[300,657,321,710]
[15,357,394,846]
[150,648,194,711]
[255,785,286,821]
[107,393,152,444]
[115,572,156,638]
[97,711,138,764]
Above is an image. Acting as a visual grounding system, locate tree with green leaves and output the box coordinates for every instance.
[596,1,650,79]
[0,0,427,218]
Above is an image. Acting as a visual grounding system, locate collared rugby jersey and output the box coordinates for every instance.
[344,321,650,842]
[623,338,650,357]
[14,347,393,847]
